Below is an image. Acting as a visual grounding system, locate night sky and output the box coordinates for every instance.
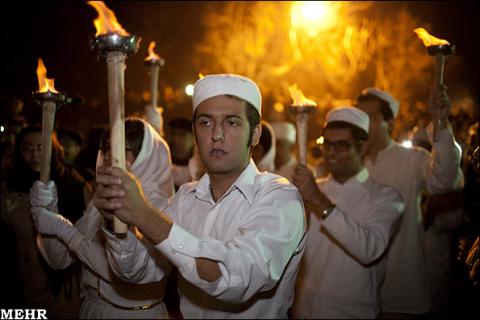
[0,1,478,134]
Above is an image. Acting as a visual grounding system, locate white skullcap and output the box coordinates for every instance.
[326,106,369,134]
[361,87,400,118]
[193,74,262,114]
[271,121,296,144]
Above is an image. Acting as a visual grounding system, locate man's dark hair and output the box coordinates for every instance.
[357,93,394,121]
[100,117,145,158]
[57,127,84,147]
[193,95,260,147]
[323,121,368,152]
[168,118,193,133]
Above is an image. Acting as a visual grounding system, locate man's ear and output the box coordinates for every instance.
[251,123,262,147]
[387,118,395,135]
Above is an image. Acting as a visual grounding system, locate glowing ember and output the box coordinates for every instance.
[145,41,162,61]
[414,28,449,47]
[288,84,317,106]
[88,1,129,37]
[198,73,205,79]
[36,58,58,93]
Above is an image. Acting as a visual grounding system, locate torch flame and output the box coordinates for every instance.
[144,41,162,61]
[36,58,58,93]
[87,1,129,37]
[288,84,317,106]
[414,28,449,47]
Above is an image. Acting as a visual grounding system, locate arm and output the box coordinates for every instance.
[96,167,305,302]
[154,182,305,302]
[320,184,404,265]
[424,86,463,194]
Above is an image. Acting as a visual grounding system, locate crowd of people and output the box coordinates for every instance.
[0,73,479,319]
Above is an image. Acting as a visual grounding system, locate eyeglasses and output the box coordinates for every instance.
[21,143,42,153]
[320,139,354,153]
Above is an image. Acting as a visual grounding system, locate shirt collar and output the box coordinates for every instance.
[327,167,369,188]
[194,159,259,204]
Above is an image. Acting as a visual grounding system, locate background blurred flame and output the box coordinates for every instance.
[414,28,449,47]
[288,83,317,106]
[145,41,161,61]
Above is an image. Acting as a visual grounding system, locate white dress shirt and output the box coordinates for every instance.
[293,168,404,319]
[365,124,463,314]
[105,160,306,319]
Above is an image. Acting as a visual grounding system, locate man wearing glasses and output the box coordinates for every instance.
[291,106,405,318]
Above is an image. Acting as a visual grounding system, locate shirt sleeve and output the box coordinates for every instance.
[321,185,404,265]
[156,186,306,303]
[424,122,464,194]
[103,226,170,284]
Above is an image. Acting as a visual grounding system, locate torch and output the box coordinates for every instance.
[33,58,70,183]
[414,27,455,142]
[144,41,166,136]
[88,1,140,235]
[287,84,317,165]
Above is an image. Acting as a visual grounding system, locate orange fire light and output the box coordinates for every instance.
[144,41,162,62]
[87,1,129,37]
[198,73,205,79]
[414,27,449,47]
[36,58,58,93]
[288,84,317,106]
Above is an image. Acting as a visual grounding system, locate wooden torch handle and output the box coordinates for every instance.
[150,64,159,109]
[40,101,56,183]
[296,113,309,165]
[106,51,128,235]
[432,54,445,142]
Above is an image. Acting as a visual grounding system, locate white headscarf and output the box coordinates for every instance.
[82,118,174,238]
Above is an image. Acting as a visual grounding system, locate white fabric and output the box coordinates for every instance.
[365,125,463,314]
[144,104,165,137]
[293,168,404,318]
[104,160,306,318]
[30,180,58,212]
[271,121,296,143]
[256,121,276,172]
[362,88,400,118]
[193,74,262,114]
[326,106,369,134]
[36,119,174,318]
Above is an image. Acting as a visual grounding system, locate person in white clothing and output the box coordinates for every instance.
[252,120,276,172]
[271,121,298,181]
[93,74,306,318]
[291,106,404,318]
[356,86,463,317]
[29,117,174,319]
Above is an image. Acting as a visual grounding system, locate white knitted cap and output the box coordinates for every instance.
[361,87,399,118]
[193,74,262,114]
[326,106,370,134]
[271,121,296,143]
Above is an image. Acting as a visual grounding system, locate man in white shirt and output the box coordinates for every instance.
[292,106,404,318]
[356,86,463,317]
[94,74,306,318]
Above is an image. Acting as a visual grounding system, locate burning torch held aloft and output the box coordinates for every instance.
[33,58,70,182]
[88,1,140,236]
[287,84,317,166]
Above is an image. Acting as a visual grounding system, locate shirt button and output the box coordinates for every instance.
[178,244,183,249]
